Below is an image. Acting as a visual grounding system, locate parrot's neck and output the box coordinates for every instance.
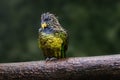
[42,27,54,34]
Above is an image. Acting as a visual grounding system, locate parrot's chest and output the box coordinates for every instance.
[40,33,63,49]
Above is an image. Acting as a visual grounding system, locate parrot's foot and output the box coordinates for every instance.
[49,57,57,61]
[45,57,57,61]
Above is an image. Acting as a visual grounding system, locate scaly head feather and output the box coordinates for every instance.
[41,12,61,30]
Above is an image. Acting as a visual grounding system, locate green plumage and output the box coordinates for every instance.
[38,12,68,61]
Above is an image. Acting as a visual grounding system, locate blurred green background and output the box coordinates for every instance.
[0,0,120,63]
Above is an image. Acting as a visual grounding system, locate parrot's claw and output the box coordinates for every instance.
[45,57,57,61]
[45,57,50,61]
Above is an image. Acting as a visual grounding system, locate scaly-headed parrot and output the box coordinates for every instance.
[38,12,68,61]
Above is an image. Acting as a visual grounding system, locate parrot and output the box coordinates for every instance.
[38,12,68,61]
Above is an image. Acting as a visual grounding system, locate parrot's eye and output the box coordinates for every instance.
[44,18,51,21]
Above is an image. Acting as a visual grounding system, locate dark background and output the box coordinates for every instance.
[0,0,120,63]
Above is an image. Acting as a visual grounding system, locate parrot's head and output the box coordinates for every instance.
[41,12,60,29]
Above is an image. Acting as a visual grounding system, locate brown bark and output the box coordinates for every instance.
[0,54,120,80]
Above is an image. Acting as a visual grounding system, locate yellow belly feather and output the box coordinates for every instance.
[39,33,63,57]
[40,33,63,49]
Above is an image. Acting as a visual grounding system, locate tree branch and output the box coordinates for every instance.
[0,54,120,80]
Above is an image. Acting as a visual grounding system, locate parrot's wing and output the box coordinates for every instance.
[54,28,68,58]
[61,30,68,58]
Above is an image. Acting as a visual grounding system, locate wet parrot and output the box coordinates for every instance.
[38,12,68,61]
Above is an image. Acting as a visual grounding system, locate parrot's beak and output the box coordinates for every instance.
[41,22,47,29]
